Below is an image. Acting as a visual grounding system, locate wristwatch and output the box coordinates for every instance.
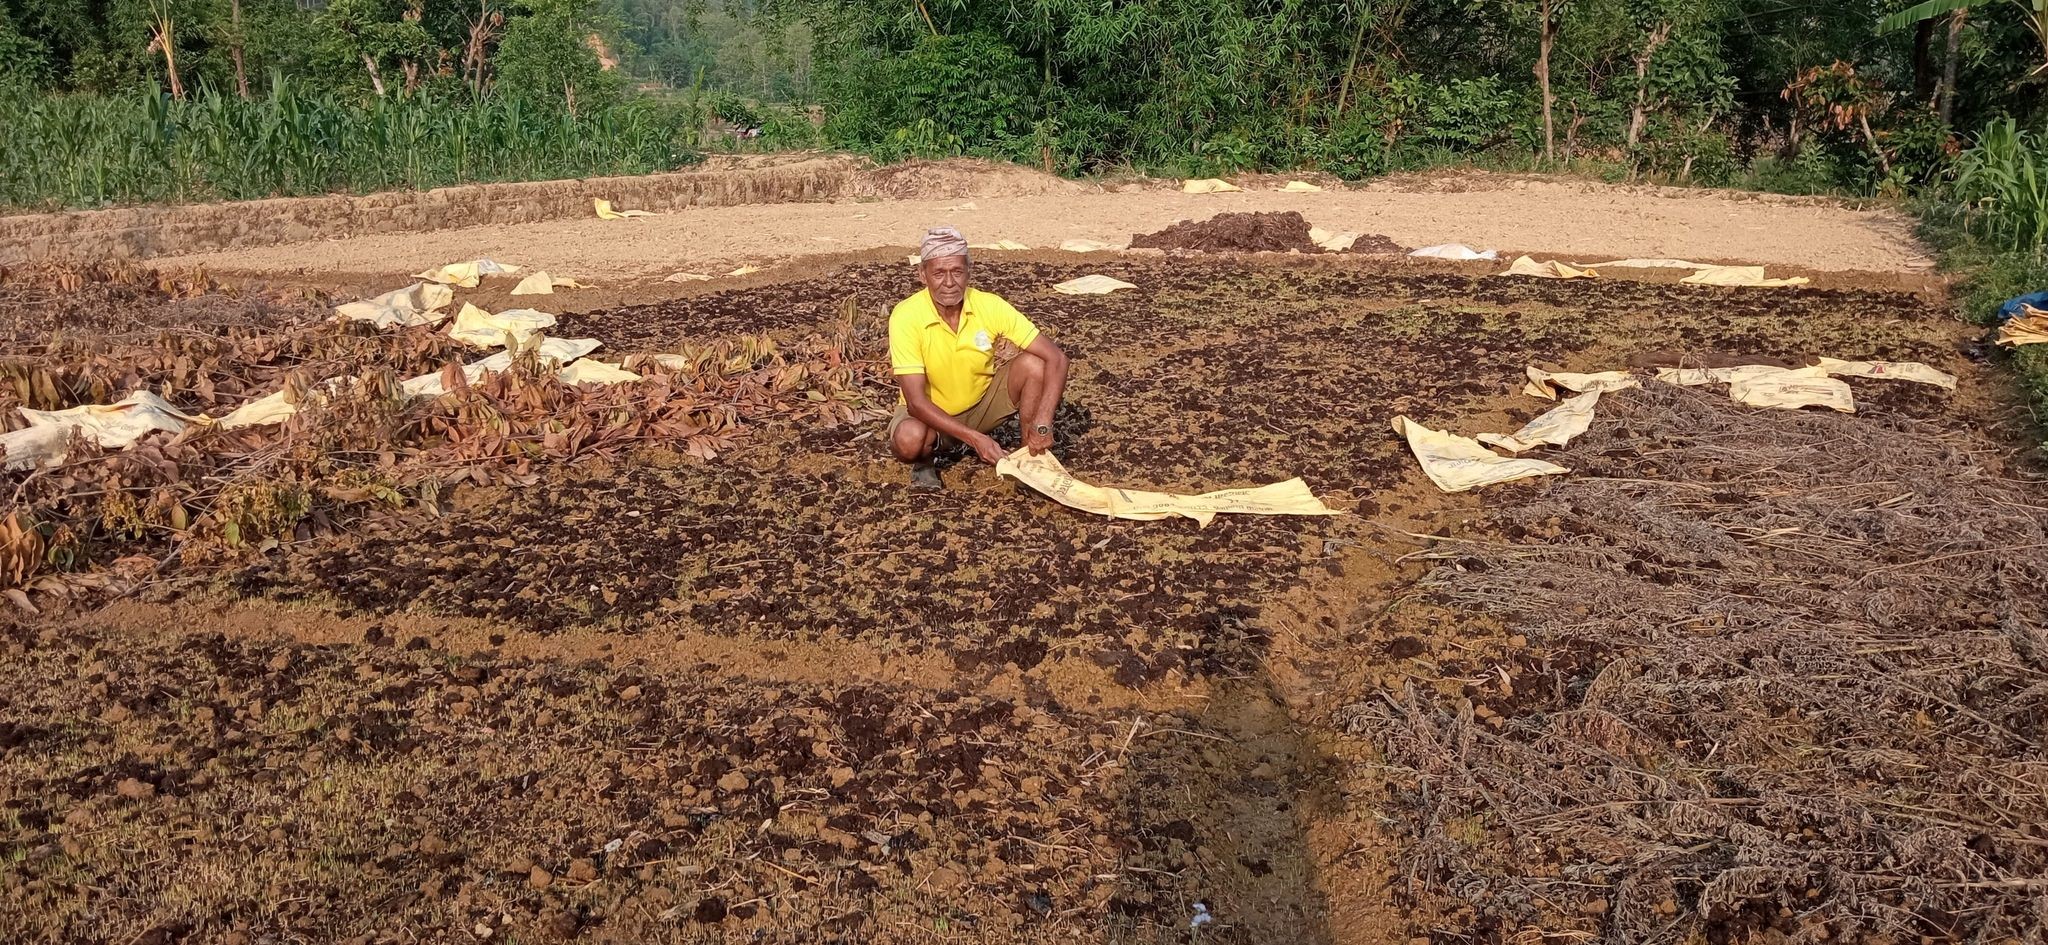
[1032,424,1053,437]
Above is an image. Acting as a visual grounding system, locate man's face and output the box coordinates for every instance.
[920,255,970,308]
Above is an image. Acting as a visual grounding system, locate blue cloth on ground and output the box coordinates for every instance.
[1998,290,2048,322]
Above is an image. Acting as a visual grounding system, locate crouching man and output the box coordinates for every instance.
[887,226,1070,490]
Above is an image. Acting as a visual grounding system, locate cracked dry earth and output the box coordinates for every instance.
[1,253,1980,945]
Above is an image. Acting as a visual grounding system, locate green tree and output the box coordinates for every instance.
[495,0,624,109]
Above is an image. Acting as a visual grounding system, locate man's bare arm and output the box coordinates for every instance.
[1021,336,1069,453]
[897,373,1006,463]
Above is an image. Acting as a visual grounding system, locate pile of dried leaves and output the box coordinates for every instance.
[0,269,892,600]
[1343,383,2048,943]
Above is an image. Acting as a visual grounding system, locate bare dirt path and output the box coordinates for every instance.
[157,171,1935,284]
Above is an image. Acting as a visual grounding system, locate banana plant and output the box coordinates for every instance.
[1879,0,2048,74]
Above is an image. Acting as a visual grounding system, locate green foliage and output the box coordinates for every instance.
[495,0,624,108]
[821,30,1034,162]
[0,76,699,210]
[1951,119,2047,249]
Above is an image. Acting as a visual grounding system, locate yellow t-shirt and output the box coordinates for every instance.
[889,287,1041,414]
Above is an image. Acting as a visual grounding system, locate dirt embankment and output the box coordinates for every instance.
[0,156,1089,266]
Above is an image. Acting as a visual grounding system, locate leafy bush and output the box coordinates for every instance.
[821,31,1036,162]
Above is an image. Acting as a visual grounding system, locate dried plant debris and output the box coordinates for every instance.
[1343,384,2048,943]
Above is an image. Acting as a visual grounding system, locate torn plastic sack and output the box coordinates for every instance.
[335,282,454,328]
[1997,305,2048,347]
[1726,365,1854,412]
[971,240,1031,251]
[594,199,653,220]
[1393,417,1569,493]
[1523,366,1639,399]
[1309,228,1360,252]
[1679,265,1810,288]
[1814,357,1957,390]
[510,272,588,295]
[1502,256,1596,279]
[729,265,762,277]
[1282,180,1323,193]
[414,259,519,288]
[446,303,556,349]
[663,271,713,283]
[4,391,196,470]
[402,338,603,398]
[558,360,642,385]
[1409,244,1498,261]
[1477,391,1603,453]
[1053,275,1137,295]
[996,449,1340,527]
[1182,178,1241,194]
[1060,239,1120,252]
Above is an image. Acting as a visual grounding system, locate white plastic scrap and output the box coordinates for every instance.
[662,271,713,283]
[1814,357,1957,390]
[1182,178,1241,194]
[1190,902,1214,930]
[1477,390,1603,453]
[1392,416,1570,493]
[1059,238,1120,253]
[1052,275,1138,295]
[1308,228,1360,252]
[1575,258,1713,270]
[3,391,197,471]
[402,338,604,398]
[335,282,454,328]
[413,259,519,288]
[1523,366,1640,400]
[1408,243,1498,261]
[970,240,1031,251]
[509,271,588,295]
[446,303,557,349]
[557,360,642,386]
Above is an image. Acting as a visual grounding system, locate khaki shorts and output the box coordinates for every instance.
[887,359,1017,443]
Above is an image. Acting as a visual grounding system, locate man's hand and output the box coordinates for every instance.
[1023,422,1054,455]
[968,433,1008,465]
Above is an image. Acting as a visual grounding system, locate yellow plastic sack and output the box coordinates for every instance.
[335,282,454,328]
[1814,357,1956,390]
[1182,178,1242,194]
[1477,391,1603,453]
[1680,265,1809,288]
[1393,417,1570,493]
[594,199,654,220]
[414,259,519,288]
[1060,239,1120,252]
[1501,256,1596,279]
[970,240,1032,251]
[1282,180,1323,193]
[996,449,1339,527]
[1053,275,1138,295]
[729,265,763,277]
[1997,305,2048,347]
[1726,365,1855,412]
[446,303,557,349]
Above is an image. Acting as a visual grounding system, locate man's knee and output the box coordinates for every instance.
[1009,352,1048,389]
[889,417,931,462]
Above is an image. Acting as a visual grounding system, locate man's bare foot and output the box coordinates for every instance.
[909,462,944,490]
